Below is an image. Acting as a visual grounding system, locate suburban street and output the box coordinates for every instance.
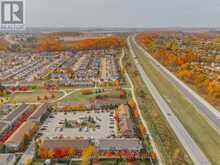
[127,36,211,165]
[131,35,220,133]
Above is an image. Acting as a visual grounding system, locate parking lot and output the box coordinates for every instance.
[39,111,116,140]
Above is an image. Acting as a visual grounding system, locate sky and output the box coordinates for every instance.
[26,0,220,28]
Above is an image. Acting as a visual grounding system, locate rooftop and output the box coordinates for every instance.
[42,138,90,151]
[3,104,29,122]
[98,138,142,151]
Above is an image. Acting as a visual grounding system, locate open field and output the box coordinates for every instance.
[131,41,220,165]
[123,48,193,165]
[61,90,97,102]
[61,88,131,103]
[7,90,64,103]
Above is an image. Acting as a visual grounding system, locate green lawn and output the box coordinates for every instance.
[61,89,131,103]
[61,91,97,102]
[32,163,44,165]
[7,90,64,103]
[131,40,220,165]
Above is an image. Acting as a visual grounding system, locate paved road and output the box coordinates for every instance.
[132,35,220,134]
[127,36,210,165]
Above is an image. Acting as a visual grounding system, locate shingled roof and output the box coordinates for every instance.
[42,138,91,151]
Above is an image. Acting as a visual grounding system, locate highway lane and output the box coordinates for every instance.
[127,36,211,165]
[132,35,220,133]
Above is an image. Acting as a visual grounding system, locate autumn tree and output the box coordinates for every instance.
[73,104,87,111]
[37,38,64,52]
[177,69,192,82]
[70,36,125,51]
[25,159,32,165]
[80,88,94,95]
[139,123,147,137]
[64,105,71,112]
[132,108,140,119]
[39,146,49,158]
[81,146,97,165]
[128,99,137,110]
[207,81,220,98]
[150,151,157,161]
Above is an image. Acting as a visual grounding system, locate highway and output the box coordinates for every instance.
[120,49,163,165]
[131,35,220,133]
[127,36,211,165]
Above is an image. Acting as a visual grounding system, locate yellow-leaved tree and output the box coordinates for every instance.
[81,146,97,165]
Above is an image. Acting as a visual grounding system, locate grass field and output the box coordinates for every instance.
[7,90,64,103]
[61,88,132,103]
[131,40,220,165]
[123,49,193,165]
[61,90,98,102]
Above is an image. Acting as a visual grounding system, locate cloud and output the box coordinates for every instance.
[26,0,220,27]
